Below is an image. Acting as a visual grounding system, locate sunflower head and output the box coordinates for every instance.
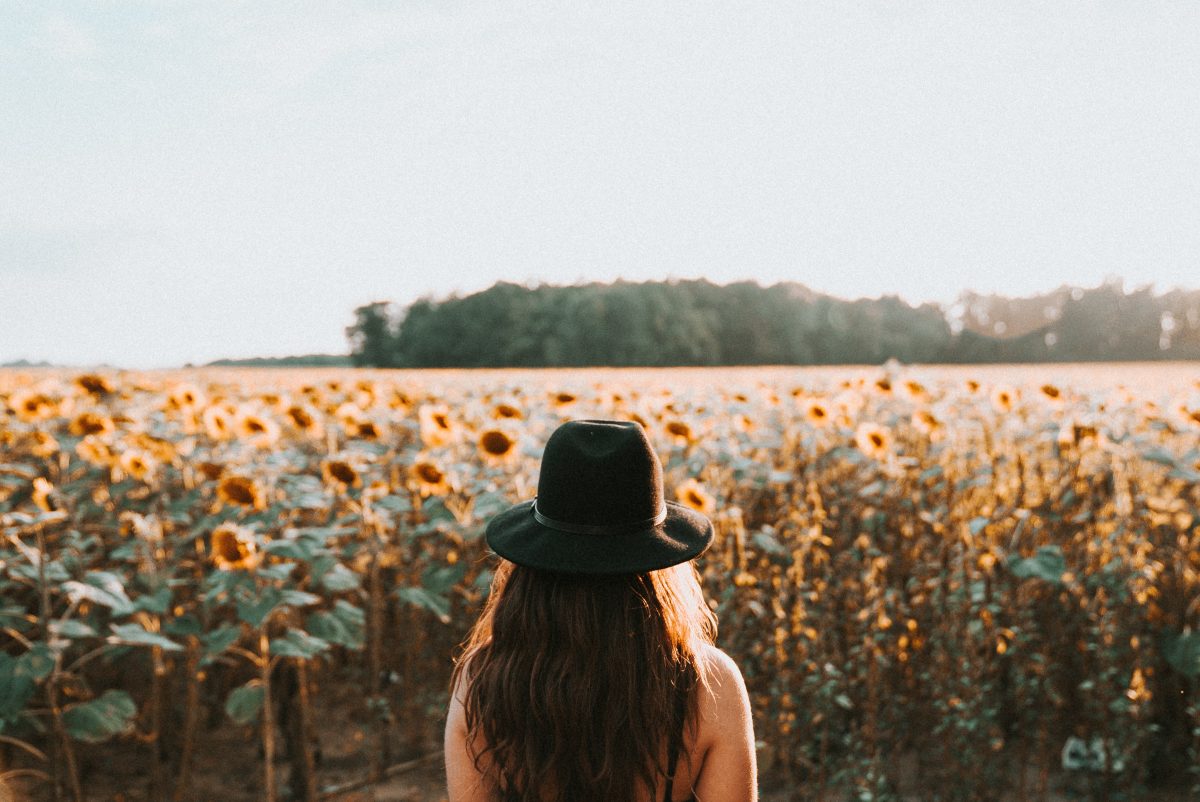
[217,475,266,510]
[990,386,1018,414]
[322,459,361,490]
[675,477,716,517]
[410,459,451,497]
[477,429,517,463]
[491,403,523,420]
[118,448,158,482]
[210,523,260,571]
[69,411,115,437]
[854,423,892,460]
[75,435,114,467]
[74,374,114,396]
[804,399,831,427]
[664,420,696,445]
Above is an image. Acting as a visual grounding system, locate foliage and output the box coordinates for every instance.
[1,365,1199,800]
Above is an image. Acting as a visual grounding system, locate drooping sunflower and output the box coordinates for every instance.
[217,475,266,510]
[409,459,452,497]
[675,477,716,516]
[209,523,260,571]
[854,422,892,460]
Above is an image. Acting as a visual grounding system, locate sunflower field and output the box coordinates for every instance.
[1,365,1199,802]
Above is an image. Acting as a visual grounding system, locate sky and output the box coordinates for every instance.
[2,1,1198,368]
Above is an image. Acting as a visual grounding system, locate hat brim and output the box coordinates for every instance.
[484,499,714,575]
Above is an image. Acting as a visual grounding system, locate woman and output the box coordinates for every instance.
[445,419,757,802]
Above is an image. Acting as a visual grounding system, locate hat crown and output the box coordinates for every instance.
[535,420,663,528]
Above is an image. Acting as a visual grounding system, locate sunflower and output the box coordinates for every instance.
[418,405,456,447]
[990,386,1018,414]
[663,420,696,445]
[964,379,981,394]
[8,389,58,422]
[217,475,266,510]
[209,523,260,571]
[284,403,325,439]
[387,389,415,412]
[477,429,517,463]
[167,383,205,412]
[1176,403,1200,429]
[551,391,578,408]
[491,402,523,420]
[911,410,943,437]
[73,373,114,396]
[902,380,928,401]
[27,431,60,458]
[31,476,55,513]
[410,459,451,497]
[69,410,115,437]
[116,448,158,482]
[1039,384,1063,404]
[235,408,281,449]
[873,378,893,396]
[854,422,892,460]
[675,478,716,516]
[350,420,381,441]
[322,459,361,491]
[803,398,832,427]
[195,461,225,481]
[201,404,235,441]
[130,432,178,464]
[75,435,114,467]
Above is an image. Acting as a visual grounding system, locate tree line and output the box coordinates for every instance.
[346,278,1200,367]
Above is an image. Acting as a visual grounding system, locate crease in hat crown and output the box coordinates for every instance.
[483,418,715,575]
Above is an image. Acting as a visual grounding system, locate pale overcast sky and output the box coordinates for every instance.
[2,1,1198,368]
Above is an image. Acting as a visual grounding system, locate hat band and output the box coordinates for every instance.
[531,499,668,536]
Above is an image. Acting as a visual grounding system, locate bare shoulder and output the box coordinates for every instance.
[693,643,752,737]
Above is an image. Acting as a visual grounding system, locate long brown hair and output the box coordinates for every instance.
[451,559,718,802]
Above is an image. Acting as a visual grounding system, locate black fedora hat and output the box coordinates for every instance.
[484,419,714,575]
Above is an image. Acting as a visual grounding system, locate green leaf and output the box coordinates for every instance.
[279,589,322,608]
[421,563,467,595]
[63,572,134,617]
[201,624,242,664]
[132,586,172,614]
[318,562,360,592]
[225,681,264,726]
[16,644,55,681]
[50,619,98,639]
[1008,546,1065,584]
[63,690,137,743]
[237,586,283,628]
[269,629,330,659]
[395,587,450,624]
[263,540,309,560]
[1165,631,1200,678]
[109,623,183,652]
[0,653,36,727]
[306,601,365,650]
[752,529,787,556]
[968,517,989,536]
[1142,448,1178,468]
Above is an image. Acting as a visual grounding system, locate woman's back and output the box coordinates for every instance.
[445,642,756,802]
